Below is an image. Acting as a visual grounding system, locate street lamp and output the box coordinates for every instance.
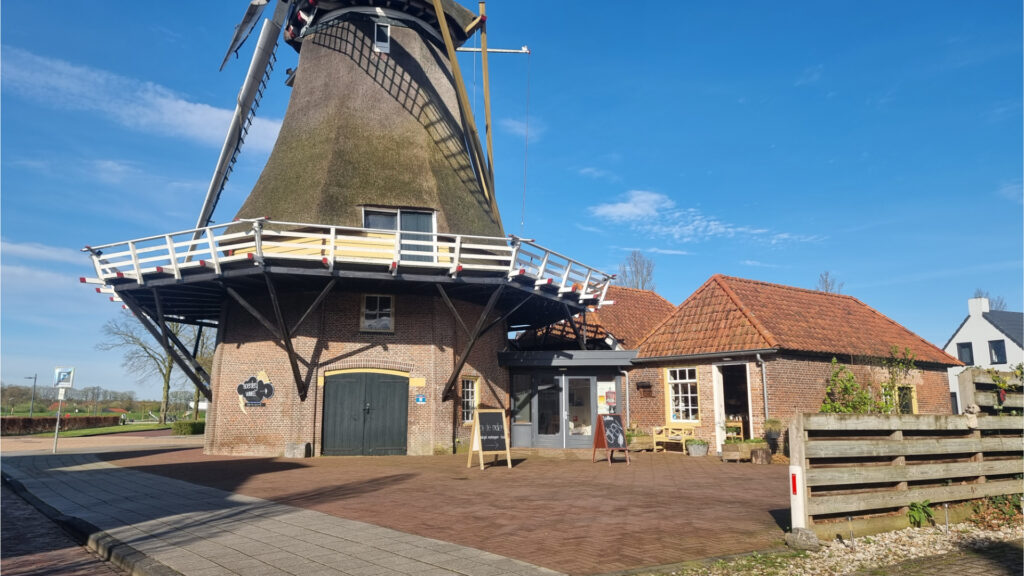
[25,374,37,419]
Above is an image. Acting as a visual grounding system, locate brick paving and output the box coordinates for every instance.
[90,448,791,574]
[1,483,127,576]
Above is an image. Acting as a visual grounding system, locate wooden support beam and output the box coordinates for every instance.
[121,291,212,401]
[442,285,504,401]
[437,285,471,336]
[292,279,337,334]
[264,273,308,400]
[431,0,495,220]
[224,285,283,340]
[479,2,497,203]
[563,304,587,350]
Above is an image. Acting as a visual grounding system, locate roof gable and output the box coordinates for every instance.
[638,275,961,366]
[983,310,1024,349]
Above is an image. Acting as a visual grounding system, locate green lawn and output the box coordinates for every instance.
[32,423,172,438]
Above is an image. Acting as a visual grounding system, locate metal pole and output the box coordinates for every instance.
[52,395,64,454]
[26,374,37,419]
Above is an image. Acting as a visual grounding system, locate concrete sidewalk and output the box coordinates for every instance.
[2,452,560,576]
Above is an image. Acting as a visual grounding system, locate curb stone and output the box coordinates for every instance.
[1,473,181,576]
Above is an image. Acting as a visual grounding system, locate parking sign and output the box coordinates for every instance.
[54,367,75,388]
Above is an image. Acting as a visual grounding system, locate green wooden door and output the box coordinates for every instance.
[323,372,408,456]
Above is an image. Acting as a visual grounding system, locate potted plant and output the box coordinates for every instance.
[764,418,784,453]
[685,437,708,457]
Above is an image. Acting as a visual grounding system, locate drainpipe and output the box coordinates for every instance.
[620,370,630,428]
[757,353,769,420]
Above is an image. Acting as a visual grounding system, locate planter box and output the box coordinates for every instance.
[687,443,709,456]
[721,441,768,462]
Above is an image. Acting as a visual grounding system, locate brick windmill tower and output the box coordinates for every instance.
[84,0,613,457]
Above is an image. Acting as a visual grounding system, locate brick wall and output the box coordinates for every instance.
[626,353,951,447]
[206,288,508,457]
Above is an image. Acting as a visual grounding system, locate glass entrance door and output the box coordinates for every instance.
[535,376,562,448]
[566,377,594,448]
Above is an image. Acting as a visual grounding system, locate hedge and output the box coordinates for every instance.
[1,416,121,436]
[171,421,205,435]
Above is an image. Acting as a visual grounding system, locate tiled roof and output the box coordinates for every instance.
[984,310,1024,349]
[590,286,677,349]
[516,286,676,351]
[637,275,962,365]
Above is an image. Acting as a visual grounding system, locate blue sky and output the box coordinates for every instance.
[2,1,1021,398]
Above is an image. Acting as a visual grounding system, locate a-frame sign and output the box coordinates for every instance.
[467,409,512,470]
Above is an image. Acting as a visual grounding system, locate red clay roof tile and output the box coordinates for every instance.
[637,275,962,365]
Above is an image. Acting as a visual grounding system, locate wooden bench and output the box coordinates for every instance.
[652,424,696,452]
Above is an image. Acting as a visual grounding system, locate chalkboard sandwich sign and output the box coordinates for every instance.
[592,413,630,465]
[467,409,512,470]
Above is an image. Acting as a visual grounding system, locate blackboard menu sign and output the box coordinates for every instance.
[592,413,630,465]
[467,409,512,470]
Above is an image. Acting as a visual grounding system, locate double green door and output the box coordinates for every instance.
[322,372,408,455]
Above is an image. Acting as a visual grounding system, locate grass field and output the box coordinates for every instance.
[31,423,173,438]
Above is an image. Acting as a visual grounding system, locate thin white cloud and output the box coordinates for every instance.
[499,117,546,142]
[741,260,781,268]
[645,248,691,256]
[578,167,618,181]
[1,46,281,153]
[589,190,675,222]
[2,239,86,265]
[995,181,1023,204]
[575,223,604,234]
[794,64,823,86]
[589,191,819,245]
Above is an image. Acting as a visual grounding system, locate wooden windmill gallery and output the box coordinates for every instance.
[81,0,615,457]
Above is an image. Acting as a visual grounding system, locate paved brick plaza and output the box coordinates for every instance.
[96,448,790,574]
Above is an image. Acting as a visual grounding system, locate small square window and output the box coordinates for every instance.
[374,23,390,53]
[361,295,393,332]
[989,340,1007,365]
[956,342,974,365]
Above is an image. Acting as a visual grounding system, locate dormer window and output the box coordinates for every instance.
[374,23,390,53]
[363,208,435,263]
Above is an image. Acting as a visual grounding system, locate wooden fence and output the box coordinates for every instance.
[789,413,1023,536]
[957,367,1024,415]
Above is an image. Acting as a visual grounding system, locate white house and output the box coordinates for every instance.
[944,297,1024,413]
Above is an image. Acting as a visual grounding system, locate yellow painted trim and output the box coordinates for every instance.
[460,376,480,426]
[319,368,411,386]
[665,366,701,424]
[409,377,426,387]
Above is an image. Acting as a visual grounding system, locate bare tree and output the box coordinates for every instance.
[973,288,1007,311]
[96,310,209,424]
[617,250,656,290]
[816,271,844,294]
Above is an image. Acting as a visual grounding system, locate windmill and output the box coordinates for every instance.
[83,0,614,457]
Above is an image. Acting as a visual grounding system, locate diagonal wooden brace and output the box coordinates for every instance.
[442,285,504,401]
[121,290,212,401]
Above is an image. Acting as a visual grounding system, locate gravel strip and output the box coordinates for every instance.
[640,522,1023,576]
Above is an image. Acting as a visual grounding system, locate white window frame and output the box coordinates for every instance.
[667,367,699,422]
[461,378,478,424]
[374,23,391,54]
[361,294,394,332]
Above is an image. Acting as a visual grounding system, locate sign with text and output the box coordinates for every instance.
[238,372,274,409]
[592,413,630,466]
[467,409,511,470]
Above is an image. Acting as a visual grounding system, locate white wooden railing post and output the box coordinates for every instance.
[789,414,808,530]
[128,241,143,285]
[164,235,181,280]
[451,235,464,275]
[327,226,337,271]
[204,228,222,275]
[252,220,264,264]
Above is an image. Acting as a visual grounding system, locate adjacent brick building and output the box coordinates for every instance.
[629,275,962,451]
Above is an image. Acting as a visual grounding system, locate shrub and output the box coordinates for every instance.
[685,437,707,446]
[171,421,205,435]
[908,500,934,528]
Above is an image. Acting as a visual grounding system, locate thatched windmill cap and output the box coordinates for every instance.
[236,0,503,237]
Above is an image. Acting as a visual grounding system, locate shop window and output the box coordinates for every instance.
[956,342,974,365]
[989,340,1007,365]
[667,367,699,422]
[361,294,393,332]
[511,375,532,423]
[461,378,477,423]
